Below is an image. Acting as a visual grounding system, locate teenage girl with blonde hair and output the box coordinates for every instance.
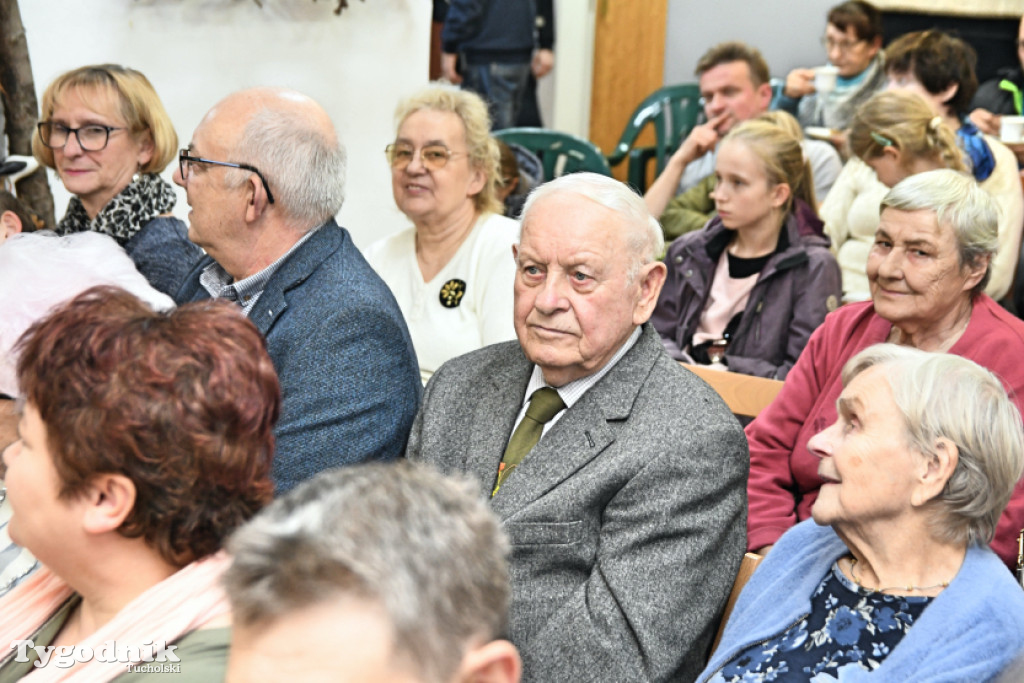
[652,119,841,379]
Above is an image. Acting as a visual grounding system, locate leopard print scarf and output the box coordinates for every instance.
[56,173,177,245]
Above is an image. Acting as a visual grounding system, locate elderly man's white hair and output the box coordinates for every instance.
[520,173,664,279]
[225,87,347,229]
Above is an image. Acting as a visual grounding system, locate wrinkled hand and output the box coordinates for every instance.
[441,53,462,85]
[969,108,1002,136]
[674,112,731,166]
[784,68,816,99]
[532,48,554,78]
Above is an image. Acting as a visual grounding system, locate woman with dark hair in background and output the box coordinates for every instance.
[883,30,1024,302]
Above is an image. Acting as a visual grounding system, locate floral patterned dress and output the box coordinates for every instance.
[708,562,932,682]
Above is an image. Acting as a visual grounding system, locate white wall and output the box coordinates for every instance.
[665,0,836,85]
[21,0,431,248]
[544,0,596,137]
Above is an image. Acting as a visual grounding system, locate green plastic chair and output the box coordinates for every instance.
[605,83,702,192]
[494,127,612,179]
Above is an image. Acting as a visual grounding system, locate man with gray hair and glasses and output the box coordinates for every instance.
[174,87,420,493]
[223,461,522,683]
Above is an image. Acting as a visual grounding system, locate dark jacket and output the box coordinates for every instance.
[651,204,841,379]
[971,65,1024,116]
[176,220,422,493]
[442,0,538,64]
[125,215,202,297]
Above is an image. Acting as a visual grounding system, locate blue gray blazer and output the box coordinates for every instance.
[408,324,748,682]
[177,220,421,493]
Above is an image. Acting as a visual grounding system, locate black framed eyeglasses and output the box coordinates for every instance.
[179,148,275,204]
[37,121,125,152]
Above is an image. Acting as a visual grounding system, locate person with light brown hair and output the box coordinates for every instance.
[365,84,519,384]
[33,64,200,295]
[659,110,843,238]
[822,90,966,300]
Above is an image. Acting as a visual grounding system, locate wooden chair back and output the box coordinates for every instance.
[711,552,764,654]
[681,364,784,418]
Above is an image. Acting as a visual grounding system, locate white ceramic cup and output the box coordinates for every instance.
[1000,115,1024,143]
[814,65,839,94]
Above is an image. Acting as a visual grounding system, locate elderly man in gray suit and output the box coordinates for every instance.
[407,172,748,682]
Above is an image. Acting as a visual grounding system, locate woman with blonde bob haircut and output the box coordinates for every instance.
[703,344,1024,682]
[32,64,200,296]
[365,84,518,384]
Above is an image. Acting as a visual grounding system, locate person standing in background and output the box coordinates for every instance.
[441,0,554,130]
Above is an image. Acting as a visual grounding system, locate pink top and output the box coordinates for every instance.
[692,251,757,348]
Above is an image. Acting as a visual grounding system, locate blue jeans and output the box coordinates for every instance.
[461,61,531,130]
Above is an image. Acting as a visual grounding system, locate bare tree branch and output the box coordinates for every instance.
[0,0,55,227]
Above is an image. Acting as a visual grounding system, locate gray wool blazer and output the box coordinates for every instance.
[407,323,748,682]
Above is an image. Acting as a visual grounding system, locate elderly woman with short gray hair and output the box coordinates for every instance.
[747,169,1024,568]
[703,344,1024,682]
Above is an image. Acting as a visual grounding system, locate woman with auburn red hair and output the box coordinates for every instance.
[0,286,279,681]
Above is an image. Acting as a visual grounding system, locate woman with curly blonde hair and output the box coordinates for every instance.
[365,84,519,384]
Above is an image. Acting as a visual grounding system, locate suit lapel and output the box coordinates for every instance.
[247,222,343,335]
[490,325,661,520]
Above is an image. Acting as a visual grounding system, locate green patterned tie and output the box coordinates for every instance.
[492,387,566,497]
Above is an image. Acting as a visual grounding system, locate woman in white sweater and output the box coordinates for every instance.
[365,85,519,384]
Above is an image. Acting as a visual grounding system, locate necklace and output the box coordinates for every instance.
[848,557,950,595]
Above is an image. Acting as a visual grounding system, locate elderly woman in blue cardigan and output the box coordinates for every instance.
[701,344,1024,682]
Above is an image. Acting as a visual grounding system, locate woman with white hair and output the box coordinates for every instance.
[703,345,1024,681]
[747,169,1024,568]
[365,85,518,384]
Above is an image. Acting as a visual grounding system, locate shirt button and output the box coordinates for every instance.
[685,269,693,277]
[674,255,683,264]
